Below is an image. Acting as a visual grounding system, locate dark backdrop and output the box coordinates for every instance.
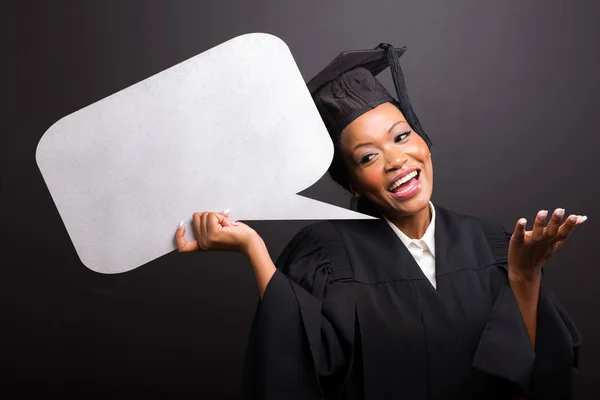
[4,0,599,398]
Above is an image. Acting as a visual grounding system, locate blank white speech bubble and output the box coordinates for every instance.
[36,33,376,274]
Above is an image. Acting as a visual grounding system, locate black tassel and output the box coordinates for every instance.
[377,43,433,148]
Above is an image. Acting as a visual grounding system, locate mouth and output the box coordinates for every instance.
[388,168,422,199]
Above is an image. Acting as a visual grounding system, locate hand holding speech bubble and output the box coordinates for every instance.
[36,33,376,274]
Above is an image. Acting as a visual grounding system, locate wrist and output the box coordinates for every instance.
[508,264,541,285]
[242,231,264,257]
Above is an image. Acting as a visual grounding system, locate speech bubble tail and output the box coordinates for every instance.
[229,195,378,220]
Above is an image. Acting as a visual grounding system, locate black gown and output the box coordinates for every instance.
[241,205,581,399]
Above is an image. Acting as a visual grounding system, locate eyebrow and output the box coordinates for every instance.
[351,121,407,154]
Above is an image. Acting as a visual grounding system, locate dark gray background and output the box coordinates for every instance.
[4,0,599,398]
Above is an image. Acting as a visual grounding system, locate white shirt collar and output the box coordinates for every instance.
[383,201,436,257]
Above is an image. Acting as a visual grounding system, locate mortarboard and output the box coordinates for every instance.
[308,43,432,148]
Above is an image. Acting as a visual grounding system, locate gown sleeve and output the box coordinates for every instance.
[472,219,581,399]
[241,221,355,400]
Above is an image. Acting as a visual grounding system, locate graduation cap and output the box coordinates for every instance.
[308,43,432,148]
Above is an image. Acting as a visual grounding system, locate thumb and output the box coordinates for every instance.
[216,211,237,227]
[222,217,237,227]
[511,218,527,245]
[232,220,250,228]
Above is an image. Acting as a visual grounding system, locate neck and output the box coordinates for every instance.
[386,203,432,239]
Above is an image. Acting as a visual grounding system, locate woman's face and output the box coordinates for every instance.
[339,102,433,218]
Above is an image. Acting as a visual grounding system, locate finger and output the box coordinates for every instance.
[531,210,548,241]
[201,212,209,246]
[208,212,226,232]
[217,210,235,227]
[553,239,566,252]
[221,216,235,227]
[545,208,565,238]
[176,220,184,233]
[175,222,199,252]
[192,212,202,234]
[512,218,527,244]
[575,215,588,225]
[555,214,579,242]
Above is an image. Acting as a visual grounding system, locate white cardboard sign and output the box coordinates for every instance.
[36,33,375,274]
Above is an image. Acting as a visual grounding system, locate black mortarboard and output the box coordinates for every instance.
[308,43,432,148]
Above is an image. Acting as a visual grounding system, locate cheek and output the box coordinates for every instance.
[408,142,431,170]
[358,168,385,190]
[406,141,433,183]
[421,153,433,183]
[409,142,430,160]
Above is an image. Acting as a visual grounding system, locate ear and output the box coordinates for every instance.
[347,181,359,197]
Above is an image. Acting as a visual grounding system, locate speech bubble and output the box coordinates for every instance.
[36,33,376,274]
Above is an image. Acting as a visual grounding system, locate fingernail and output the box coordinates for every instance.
[569,215,577,222]
[178,220,184,229]
[581,215,588,222]
[233,220,238,226]
[519,218,527,226]
[556,208,565,218]
[222,208,230,214]
[539,210,548,218]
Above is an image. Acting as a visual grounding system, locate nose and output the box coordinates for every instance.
[384,149,408,171]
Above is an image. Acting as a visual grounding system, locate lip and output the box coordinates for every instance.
[389,167,420,190]
[389,172,422,200]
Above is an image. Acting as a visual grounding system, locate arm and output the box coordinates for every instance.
[473,209,584,399]
[176,213,354,398]
[507,209,583,347]
[243,234,276,300]
[508,270,540,347]
[508,271,541,400]
[175,210,276,299]
[242,222,356,399]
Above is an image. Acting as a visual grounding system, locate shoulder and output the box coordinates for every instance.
[293,220,342,240]
[435,204,508,234]
[277,221,353,282]
[435,205,511,264]
[283,221,345,256]
[292,219,385,249]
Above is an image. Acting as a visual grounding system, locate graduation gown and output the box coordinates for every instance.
[241,205,581,399]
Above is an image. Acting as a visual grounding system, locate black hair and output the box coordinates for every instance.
[327,134,382,218]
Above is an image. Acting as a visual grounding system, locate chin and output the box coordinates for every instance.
[386,188,431,216]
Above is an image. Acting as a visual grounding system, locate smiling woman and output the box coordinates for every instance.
[177,44,585,399]
[340,102,433,238]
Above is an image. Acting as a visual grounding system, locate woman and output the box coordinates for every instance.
[175,44,584,399]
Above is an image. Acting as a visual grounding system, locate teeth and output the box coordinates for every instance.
[389,171,418,191]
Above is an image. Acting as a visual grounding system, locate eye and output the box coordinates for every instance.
[358,154,376,165]
[395,131,411,143]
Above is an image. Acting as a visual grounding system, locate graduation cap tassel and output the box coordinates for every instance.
[377,43,433,148]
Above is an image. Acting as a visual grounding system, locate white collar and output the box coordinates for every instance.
[383,201,436,257]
